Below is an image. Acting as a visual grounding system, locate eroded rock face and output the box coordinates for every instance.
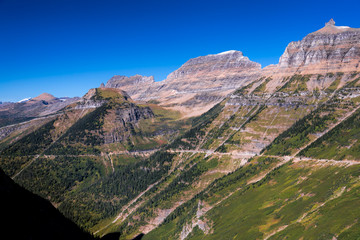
[278,19,360,74]
[145,51,261,116]
[106,51,261,116]
[103,105,154,144]
[105,75,155,99]
[166,50,260,80]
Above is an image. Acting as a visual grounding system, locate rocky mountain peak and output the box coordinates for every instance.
[312,19,358,35]
[166,50,260,81]
[325,18,335,27]
[278,20,360,73]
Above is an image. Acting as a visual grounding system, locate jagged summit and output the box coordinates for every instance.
[325,18,335,26]
[312,18,359,35]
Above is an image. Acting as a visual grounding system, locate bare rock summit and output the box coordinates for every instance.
[278,19,360,74]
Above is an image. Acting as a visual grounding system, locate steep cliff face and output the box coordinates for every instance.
[254,19,360,95]
[278,19,360,74]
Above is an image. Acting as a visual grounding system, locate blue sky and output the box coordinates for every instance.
[1,0,359,102]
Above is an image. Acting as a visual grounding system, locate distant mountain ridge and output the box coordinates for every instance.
[105,50,261,117]
[103,20,360,117]
[0,93,79,129]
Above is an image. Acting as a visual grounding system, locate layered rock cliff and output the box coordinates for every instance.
[106,51,261,116]
[277,19,360,74]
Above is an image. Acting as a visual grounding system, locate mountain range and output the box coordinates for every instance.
[1,19,360,240]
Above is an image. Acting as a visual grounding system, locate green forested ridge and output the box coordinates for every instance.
[169,101,225,149]
[1,119,56,157]
[299,108,360,160]
[16,156,105,203]
[46,104,109,155]
[264,105,337,156]
[0,88,189,232]
[145,161,360,240]
[0,119,57,176]
[58,151,174,229]
[264,76,360,156]
[9,150,175,230]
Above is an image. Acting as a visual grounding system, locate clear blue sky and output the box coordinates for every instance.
[1,0,359,102]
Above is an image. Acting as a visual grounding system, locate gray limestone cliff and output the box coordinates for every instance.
[278,19,360,73]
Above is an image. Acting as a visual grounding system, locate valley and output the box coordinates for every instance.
[1,19,360,239]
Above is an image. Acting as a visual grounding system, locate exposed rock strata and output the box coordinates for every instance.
[105,75,155,99]
[106,51,261,116]
[277,19,360,74]
[103,20,359,117]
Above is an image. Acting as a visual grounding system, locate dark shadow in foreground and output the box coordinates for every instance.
[0,168,95,240]
[132,233,145,240]
[100,232,121,240]
[100,232,143,240]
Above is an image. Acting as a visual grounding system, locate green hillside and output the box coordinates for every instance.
[1,72,360,239]
[144,158,360,240]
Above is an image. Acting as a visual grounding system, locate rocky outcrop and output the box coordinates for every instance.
[74,87,155,145]
[103,105,154,144]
